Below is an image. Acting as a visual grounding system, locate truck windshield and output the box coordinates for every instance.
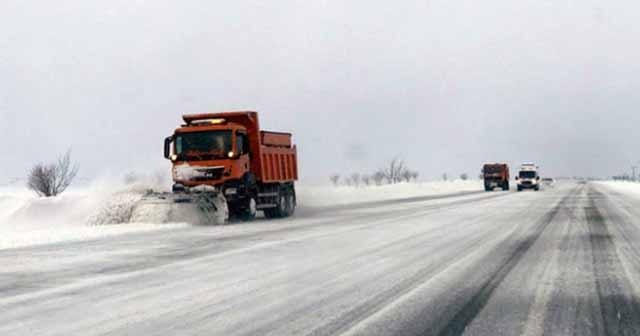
[175,131,232,160]
[519,171,536,178]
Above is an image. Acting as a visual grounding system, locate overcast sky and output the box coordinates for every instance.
[2,0,640,183]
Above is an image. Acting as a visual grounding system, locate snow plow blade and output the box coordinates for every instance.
[130,191,229,225]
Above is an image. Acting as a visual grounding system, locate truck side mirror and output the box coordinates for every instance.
[515,176,519,180]
[164,136,172,159]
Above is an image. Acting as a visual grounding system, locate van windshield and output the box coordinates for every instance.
[175,131,232,160]
[519,171,537,178]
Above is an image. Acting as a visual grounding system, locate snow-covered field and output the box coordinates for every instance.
[595,181,640,199]
[0,179,482,249]
[0,178,186,249]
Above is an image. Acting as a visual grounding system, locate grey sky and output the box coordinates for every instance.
[2,0,639,183]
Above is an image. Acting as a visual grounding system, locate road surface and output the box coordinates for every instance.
[2,182,640,335]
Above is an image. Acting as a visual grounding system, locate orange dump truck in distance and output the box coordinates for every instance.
[482,163,510,192]
[164,111,298,219]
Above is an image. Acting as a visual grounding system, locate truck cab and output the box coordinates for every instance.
[516,163,540,191]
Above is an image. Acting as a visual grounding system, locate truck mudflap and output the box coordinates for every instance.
[130,190,229,225]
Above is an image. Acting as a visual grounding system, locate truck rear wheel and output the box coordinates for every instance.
[503,182,510,191]
[264,186,295,218]
[285,192,296,216]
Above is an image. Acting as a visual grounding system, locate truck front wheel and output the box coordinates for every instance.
[239,196,257,221]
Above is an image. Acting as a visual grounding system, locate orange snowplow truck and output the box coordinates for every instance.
[164,111,298,219]
[482,163,510,192]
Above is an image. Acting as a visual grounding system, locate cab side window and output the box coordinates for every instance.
[236,132,250,155]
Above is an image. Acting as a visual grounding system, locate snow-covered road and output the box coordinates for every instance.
[2,182,640,335]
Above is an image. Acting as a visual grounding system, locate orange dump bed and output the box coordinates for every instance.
[259,145,298,183]
[259,132,297,183]
[261,131,292,148]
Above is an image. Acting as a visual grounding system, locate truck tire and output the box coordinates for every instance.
[239,196,257,221]
[517,186,522,192]
[285,192,296,216]
[484,184,491,192]
[504,182,510,191]
[264,188,288,219]
[535,185,540,191]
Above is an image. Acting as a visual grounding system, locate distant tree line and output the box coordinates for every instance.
[330,158,419,187]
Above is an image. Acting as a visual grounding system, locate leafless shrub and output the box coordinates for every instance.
[27,150,79,197]
[401,170,412,182]
[382,158,407,184]
[460,173,469,181]
[372,171,385,185]
[330,174,340,186]
[442,173,448,181]
[361,175,371,186]
[350,173,361,187]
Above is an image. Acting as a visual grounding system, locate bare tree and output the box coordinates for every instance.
[383,158,407,184]
[460,173,469,181]
[361,174,371,186]
[329,174,340,186]
[372,171,385,186]
[27,150,79,197]
[401,170,412,182]
[442,173,448,181]
[410,171,419,182]
[350,173,361,187]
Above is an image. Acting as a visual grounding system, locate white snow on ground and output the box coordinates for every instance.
[596,181,640,199]
[0,177,187,250]
[0,178,482,249]
[296,180,483,207]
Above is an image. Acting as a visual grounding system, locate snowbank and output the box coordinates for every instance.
[0,176,183,250]
[296,180,483,208]
[0,178,482,249]
[596,181,640,199]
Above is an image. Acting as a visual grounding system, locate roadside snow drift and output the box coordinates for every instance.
[0,179,483,249]
[0,178,185,249]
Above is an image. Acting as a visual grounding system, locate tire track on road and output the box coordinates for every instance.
[434,186,581,336]
[585,188,640,336]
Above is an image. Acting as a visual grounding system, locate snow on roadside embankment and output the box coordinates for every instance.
[296,180,483,208]
[0,179,482,249]
[596,181,640,199]
[0,178,186,250]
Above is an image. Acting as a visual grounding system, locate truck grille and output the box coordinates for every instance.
[193,167,224,181]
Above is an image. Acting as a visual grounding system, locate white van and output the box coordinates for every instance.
[516,163,540,191]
